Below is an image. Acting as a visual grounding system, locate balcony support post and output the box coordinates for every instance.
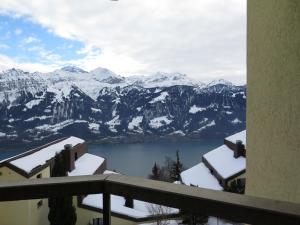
[103,192,111,225]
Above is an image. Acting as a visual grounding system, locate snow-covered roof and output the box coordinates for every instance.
[9,136,84,173]
[180,163,223,191]
[82,194,178,219]
[68,153,105,176]
[103,170,120,175]
[203,145,246,179]
[225,130,246,147]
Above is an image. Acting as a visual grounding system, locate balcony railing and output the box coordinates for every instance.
[0,174,299,225]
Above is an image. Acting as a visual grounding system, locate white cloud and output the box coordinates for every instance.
[22,36,40,45]
[0,54,58,72]
[0,0,246,84]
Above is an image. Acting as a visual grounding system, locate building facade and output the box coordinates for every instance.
[246,0,300,204]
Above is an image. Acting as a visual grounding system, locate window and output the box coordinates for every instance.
[75,152,78,161]
[37,173,42,178]
[92,218,102,225]
[37,200,43,208]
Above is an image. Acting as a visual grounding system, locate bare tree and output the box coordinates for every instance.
[146,203,173,225]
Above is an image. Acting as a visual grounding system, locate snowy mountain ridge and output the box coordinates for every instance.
[0,67,246,146]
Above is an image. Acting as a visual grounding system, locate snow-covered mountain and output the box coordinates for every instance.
[0,67,246,146]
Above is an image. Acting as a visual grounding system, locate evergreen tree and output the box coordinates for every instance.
[48,153,77,225]
[227,178,245,194]
[170,150,184,181]
[149,162,161,180]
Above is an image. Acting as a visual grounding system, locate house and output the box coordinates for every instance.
[0,136,179,225]
[180,130,246,191]
[0,136,106,225]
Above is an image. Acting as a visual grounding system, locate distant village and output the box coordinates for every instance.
[0,130,246,225]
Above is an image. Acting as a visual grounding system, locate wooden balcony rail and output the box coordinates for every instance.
[0,174,299,225]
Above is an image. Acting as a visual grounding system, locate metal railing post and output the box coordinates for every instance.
[103,192,111,225]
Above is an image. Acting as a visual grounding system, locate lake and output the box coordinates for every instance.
[0,139,223,177]
[88,139,223,177]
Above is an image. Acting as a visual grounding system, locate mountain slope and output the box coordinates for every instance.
[0,67,246,146]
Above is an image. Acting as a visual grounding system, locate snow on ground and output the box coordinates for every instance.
[112,109,117,117]
[112,97,121,104]
[189,105,207,114]
[128,116,143,131]
[181,163,223,191]
[203,145,246,179]
[149,92,169,104]
[7,134,17,139]
[88,123,100,132]
[105,116,121,133]
[198,120,216,131]
[232,91,246,99]
[225,111,233,115]
[183,120,191,128]
[149,116,172,129]
[83,194,178,219]
[10,136,84,173]
[0,132,6,137]
[231,118,242,124]
[68,153,105,176]
[225,130,246,146]
[25,99,43,109]
[154,88,161,93]
[24,115,52,122]
[169,130,185,136]
[48,84,74,103]
[34,120,88,132]
[199,117,209,124]
[91,107,102,113]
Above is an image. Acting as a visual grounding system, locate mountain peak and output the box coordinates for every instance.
[60,66,87,73]
[208,79,233,87]
[1,68,30,77]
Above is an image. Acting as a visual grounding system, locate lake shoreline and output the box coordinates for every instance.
[0,134,223,151]
[0,138,223,177]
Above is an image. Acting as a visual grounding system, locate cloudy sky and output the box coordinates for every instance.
[0,0,246,84]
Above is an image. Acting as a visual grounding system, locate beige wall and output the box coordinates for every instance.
[246,0,300,203]
[0,166,50,225]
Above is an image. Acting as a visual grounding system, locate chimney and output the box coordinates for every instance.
[63,144,75,172]
[124,196,134,208]
[234,140,245,158]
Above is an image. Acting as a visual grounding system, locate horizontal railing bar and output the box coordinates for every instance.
[0,174,108,201]
[0,174,299,225]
